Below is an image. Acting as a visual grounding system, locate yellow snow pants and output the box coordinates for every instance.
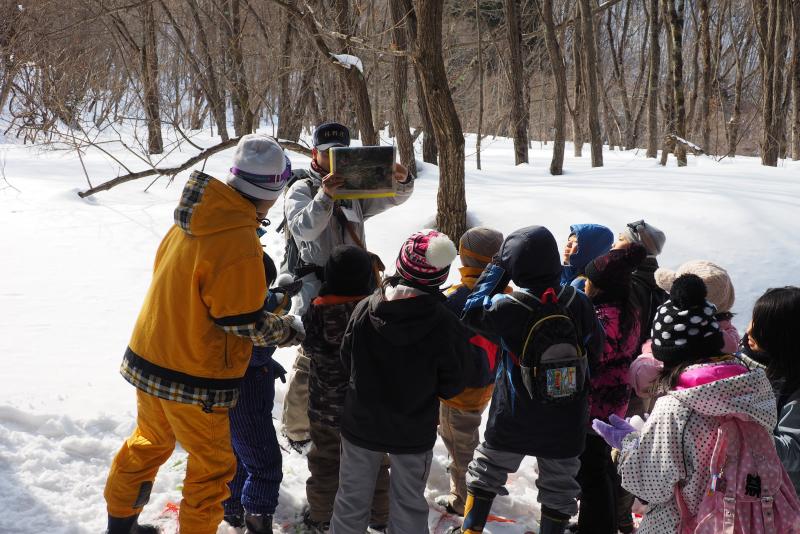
[104,389,235,534]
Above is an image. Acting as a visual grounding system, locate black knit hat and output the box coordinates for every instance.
[319,245,374,297]
[584,243,647,299]
[651,273,724,364]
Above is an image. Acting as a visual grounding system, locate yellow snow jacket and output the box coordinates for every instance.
[122,171,292,409]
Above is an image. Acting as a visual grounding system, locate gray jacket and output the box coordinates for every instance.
[775,389,800,495]
[283,166,414,268]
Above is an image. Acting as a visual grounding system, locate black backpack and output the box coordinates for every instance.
[506,286,586,403]
[277,170,318,275]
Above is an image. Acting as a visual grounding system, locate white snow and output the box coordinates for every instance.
[330,53,364,74]
[1,129,799,533]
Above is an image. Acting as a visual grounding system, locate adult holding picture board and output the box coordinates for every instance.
[280,122,414,451]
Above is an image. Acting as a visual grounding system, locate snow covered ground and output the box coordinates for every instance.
[1,128,799,533]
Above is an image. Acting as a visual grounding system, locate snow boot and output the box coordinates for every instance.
[106,514,160,534]
[458,487,495,533]
[367,523,387,533]
[224,513,245,528]
[539,506,570,534]
[243,512,273,534]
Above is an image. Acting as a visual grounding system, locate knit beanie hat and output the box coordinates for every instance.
[622,220,666,257]
[459,227,504,268]
[655,260,735,314]
[651,274,724,364]
[583,243,647,298]
[320,245,374,297]
[395,230,457,288]
[226,134,290,200]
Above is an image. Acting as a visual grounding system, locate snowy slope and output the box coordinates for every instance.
[1,130,798,533]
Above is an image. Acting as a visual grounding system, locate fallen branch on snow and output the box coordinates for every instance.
[77,137,312,198]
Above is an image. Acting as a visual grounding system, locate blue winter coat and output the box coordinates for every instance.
[561,223,614,288]
[463,226,605,458]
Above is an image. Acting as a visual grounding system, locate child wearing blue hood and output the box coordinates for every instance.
[561,224,614,291]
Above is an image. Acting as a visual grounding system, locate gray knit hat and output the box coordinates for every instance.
[459,227,504,268]
[226,134,289,200]
[622,220,666,257]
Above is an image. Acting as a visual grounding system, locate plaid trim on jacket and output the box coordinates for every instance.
[121,348,241,410]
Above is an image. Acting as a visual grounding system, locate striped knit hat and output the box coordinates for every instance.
[395,230,457,288]
[226,134,290,200]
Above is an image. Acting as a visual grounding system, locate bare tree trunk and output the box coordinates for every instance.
[331,0,378,145]
[389,0,416,175]
[792,0,800,160]
[226,0,253,136]
[399,0,438,164]
[572,13,585,157]
[668,0,687,166]
[578,0,603,166]
[542,0,567,175]
[413,0,466,241]
[277,11,296,140]
[184,0,229,141]
[141,2,162,154]
[646,0,661,158]
[505,0,529,164]
[698,0,712,151]
[753,0,789,166]
[476,0,484,170]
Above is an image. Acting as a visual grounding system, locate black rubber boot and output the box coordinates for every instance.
[539,506,571,534]
[106,514,160,534]
[224,513,245,528]
[244,512,273,534]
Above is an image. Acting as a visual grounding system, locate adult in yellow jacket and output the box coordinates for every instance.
[104,135,303,534]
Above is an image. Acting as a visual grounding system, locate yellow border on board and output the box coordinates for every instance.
[333,191,397,200]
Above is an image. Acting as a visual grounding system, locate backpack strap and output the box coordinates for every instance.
[276,170,315,233]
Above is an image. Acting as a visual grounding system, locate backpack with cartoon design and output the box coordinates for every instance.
[675,417,800,533]
[506,286,586,403]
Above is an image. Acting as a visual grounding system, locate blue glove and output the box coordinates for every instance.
[592,414,637,450]
[463,263,510,313]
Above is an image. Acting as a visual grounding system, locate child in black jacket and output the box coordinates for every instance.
[456,226,605,534]
[329,230,470,534]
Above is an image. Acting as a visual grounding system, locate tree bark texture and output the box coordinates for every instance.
[505,0,529,164]
[698,0,712,152]
[578,0,603,166]
[476,0,484,170]
[668,0,687,166]
[572,6,585,157]
[646,0,660,158]
[792,0,800,160]
[140,2,163,154]
[389,0,417,176]
[542,0,567,175]
[226,0,254,136]
[413,0,466,242]
[331,0,378,146]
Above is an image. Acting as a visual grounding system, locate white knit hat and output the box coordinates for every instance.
[655,260,735,313]
[226,134,289,200]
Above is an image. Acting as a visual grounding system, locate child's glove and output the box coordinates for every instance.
[279,315,305,347]
[592,414,637,450]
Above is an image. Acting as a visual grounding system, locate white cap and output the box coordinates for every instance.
[226,134,289,200]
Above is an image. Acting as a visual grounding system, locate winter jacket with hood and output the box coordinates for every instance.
[303,294,366,427]
[630,256,668,347]
[561,223,614,289]
[463,226,605,458]
[339,284,469,454]
[618,360,777,534]
[590,302,640,423]
[121,172,293,409]
[283,166,414,270]
[440,268,504,412]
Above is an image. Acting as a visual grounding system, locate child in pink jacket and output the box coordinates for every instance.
[630,260,739,399]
